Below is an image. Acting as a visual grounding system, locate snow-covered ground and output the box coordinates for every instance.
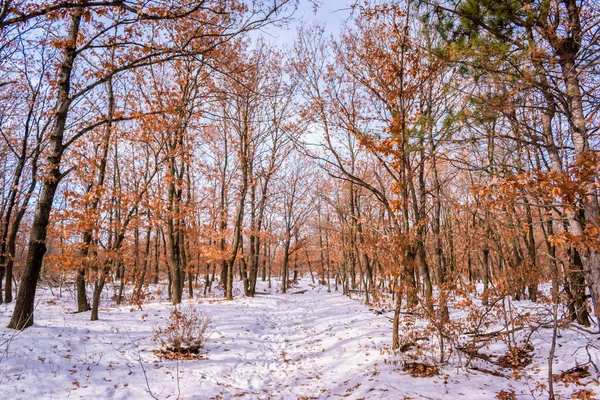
[0,279,598,399]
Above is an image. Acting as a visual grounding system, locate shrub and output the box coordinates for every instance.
[153,305,211,357]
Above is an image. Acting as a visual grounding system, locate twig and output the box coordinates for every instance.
[136,345,159,400]
[122,326,159,400]
[176,359,181,400]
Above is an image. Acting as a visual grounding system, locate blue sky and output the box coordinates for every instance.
[256,0,356,48]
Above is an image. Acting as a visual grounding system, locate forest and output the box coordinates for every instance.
[0,0,599,399]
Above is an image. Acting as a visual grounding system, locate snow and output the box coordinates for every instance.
[0,279,598,399]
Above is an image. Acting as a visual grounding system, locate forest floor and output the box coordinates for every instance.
[0,278,598,399]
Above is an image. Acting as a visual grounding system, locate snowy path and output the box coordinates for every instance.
[1,281,596,399]
[0,283,395,399]
[193,288,390,398]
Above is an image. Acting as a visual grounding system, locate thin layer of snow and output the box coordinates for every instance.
[0,279,598,399]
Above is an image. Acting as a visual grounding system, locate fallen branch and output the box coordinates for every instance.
[469,366,508,378]
[463,325,526,338]
[457,345,492,362]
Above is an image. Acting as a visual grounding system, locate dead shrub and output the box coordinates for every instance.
[496,344,534,369]
[495,388,517,400]
[153,305,212,359]
[553,365,590,385]
[402,362,439,377]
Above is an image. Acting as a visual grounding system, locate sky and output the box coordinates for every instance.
[255,0,356,49]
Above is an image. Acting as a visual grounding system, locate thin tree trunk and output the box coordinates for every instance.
[281,235,291,293]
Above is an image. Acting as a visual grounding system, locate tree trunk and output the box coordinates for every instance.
[553,1,600,320]
[282,235,291,293]
[226,123,249,300]
[167,156,183,304]
[91,262,111,321]
[133,226,152,302]
[392,277,402,350]
[8,7,82,330]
